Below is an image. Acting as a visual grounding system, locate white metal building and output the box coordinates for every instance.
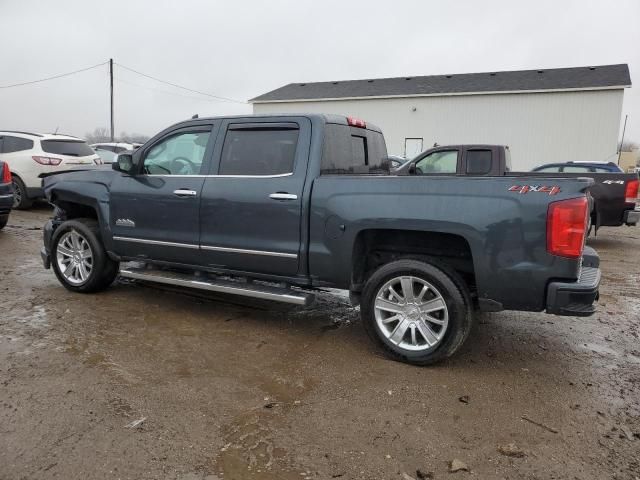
[250,64,631,170]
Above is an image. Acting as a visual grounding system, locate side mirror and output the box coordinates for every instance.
[113,153,135,174]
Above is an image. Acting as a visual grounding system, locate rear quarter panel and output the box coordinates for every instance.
[309,175,591,311]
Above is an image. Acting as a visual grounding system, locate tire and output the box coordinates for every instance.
[50,218,119,293]
[0,215,7,230]
[11,175,32,210]
[361,259,473,366]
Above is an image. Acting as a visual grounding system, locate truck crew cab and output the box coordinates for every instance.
[41,114,600,365]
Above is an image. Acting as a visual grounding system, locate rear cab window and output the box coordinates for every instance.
[41,140,94,157]
[321,123,387,174]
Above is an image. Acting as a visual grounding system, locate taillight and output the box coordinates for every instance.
[32,156,62,166]
[1,162,10,184]
[547,197,588,259]
[624,179,639,204]
[347,116,366,128]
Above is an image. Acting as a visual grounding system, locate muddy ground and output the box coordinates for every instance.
[1,206,639,480]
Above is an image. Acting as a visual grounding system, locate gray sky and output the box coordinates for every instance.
[1,0,638,142]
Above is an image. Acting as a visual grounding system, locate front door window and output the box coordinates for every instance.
[143,132,210,175]
[414,150,458,174]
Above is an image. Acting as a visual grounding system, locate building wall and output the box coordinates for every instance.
[253,89,624,171]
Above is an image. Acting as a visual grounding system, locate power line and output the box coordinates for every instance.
[115,62,247,104]
[115,77,231,103]
[0,61,108,89]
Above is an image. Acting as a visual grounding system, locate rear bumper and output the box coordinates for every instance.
[623,209,639,226]
[546,247,600,317]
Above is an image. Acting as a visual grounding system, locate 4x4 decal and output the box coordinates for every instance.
[509,185,561,195]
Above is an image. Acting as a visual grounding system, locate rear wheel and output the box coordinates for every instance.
[0,215,8,230]
[11,175,32,210]
[361,259,473,365]
[51,219,118,293]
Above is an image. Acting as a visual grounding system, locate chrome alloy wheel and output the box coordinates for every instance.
[374,276,449,351]
[56,230,94,285]
[11,179,22,208]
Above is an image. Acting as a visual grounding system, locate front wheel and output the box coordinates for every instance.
[51,219,118,293]
[361,259,473,366]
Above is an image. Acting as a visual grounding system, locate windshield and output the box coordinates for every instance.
[41,140,95,157]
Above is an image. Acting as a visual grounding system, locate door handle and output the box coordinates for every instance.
[173,189,197,197]
[269,193,298,201]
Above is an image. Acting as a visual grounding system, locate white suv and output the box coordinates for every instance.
[0,131,101,209]
[91,142,142,164]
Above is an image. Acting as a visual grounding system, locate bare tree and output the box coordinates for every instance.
[619,140,639,152]
[84,127,150,144]
[84,127,111,143]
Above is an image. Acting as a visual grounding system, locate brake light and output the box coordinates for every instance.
[1,162,10,184]
[32,156,62,166]
[347,116,366,128]
[624,179,639,204]
[547,197,588,258]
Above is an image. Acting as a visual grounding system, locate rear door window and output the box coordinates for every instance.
[2,136,34,153]
[219,124,299,176]
[465,150,492,175]
[41,140,94,157]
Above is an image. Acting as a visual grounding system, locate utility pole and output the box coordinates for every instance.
[109,58,114,141]
[618,114,628,165]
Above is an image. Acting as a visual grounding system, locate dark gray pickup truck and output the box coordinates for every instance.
[40,114,600,365]
[395,144,640,232]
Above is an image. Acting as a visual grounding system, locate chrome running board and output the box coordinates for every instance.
[119,267,314,306]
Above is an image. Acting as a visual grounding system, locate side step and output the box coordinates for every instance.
[119,267,314,306]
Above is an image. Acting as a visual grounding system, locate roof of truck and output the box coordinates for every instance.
[250,64,631,103]
[174,113,383,133]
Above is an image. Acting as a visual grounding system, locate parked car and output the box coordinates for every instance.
[93,148,119,165]
[40,114,600,365]
[0,131,102,209]
[395,145,639,232]
[91,142,142,165]
[0,160,13,230]
[90,142,142,153]
[532,161,624,173]
[387,155,407,169]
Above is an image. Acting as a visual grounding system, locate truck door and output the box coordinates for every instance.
[198,117,311,277]
[109,124,216,265]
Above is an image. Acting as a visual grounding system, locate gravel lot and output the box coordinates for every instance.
[1,206,639,480]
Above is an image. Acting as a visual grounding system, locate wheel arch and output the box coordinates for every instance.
[351,228,476,297]
[49,184,112,250]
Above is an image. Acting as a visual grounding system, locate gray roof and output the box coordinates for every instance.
[250,64,631,103]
